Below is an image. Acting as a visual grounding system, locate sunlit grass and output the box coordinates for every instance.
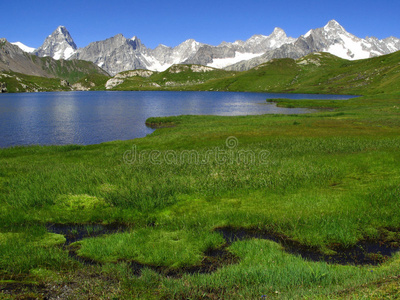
[1,92,400,298]
[76,227,224,268]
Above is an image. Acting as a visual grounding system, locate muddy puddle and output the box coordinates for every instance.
[46,223,131,266]
[0,281,46,299]
[128,248,239,278]
[45,224,400,278]
[46,223,129,245]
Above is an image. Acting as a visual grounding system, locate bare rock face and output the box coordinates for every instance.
[190,65,215,72]
[70,34,149,76]
[72,82,95,91]
[60,80,69,87]
[105,78,124,89]
[0,82,7,93]
[115,70,154,78]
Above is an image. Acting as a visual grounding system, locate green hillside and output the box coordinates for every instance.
[105,51,400,96]
[72,73,111,91]
[33,56,110,84]
[0,71,73,93]
[111,64,238,91]
[200,51,400,95]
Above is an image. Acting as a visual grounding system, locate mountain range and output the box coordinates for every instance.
[11,20,400,76]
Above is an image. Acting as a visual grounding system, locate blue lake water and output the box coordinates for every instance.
[0,91,355,147]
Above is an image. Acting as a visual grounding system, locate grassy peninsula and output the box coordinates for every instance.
[1,52,400,299]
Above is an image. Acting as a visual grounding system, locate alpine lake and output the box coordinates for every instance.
[0,91,354,147]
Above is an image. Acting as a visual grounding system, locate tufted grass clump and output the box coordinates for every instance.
[75,227,225,268]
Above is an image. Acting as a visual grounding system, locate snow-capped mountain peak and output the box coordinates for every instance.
[317,20,376,60]
[242,27,295,52]
[323,19,344,31]
[180,39,201,48]
[271,27,286,37]
[34,25,77,60]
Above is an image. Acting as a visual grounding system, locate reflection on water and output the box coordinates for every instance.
[0,91,354,147]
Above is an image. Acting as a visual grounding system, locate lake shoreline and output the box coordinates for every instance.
[0,90,355,148]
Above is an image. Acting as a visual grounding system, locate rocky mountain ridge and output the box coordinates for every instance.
[226,20,400,71]
[12,20,400,75]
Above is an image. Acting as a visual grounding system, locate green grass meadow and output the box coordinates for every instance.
[1,53,400,298]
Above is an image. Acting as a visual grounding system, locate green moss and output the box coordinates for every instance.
[30,268,62,282]
[0,232,65,247]
[31,233,66,247]
[54,194,111,211]
[0,232,23,243]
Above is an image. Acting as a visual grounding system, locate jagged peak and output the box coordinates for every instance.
[43,26,76,48]
[246,34,268,43]
[182,39,198,45]
[324,20,345,31]
[106,33,129,44]
[272,27,286,35]
[156,44,170,48]
[129,35,142,43]
[249,34,268,39]
[34,25,77,60]
[174,39,202,51]
[129,36,143,49]
[113,33,126,39]
[51,26,72,38]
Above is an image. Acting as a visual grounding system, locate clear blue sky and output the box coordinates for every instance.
[2,0,400,49]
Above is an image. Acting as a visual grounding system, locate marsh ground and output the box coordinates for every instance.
[1,91,400,299]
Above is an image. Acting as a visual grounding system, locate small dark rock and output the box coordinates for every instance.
[0,82,7,93]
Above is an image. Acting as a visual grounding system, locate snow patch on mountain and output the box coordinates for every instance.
[11,42,35,53]
[325,33,371,60]
[304,30,313,38]
[142,53,172,72]
[207,52,264,69]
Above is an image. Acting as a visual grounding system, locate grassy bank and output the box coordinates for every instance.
[1,91,400,298]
